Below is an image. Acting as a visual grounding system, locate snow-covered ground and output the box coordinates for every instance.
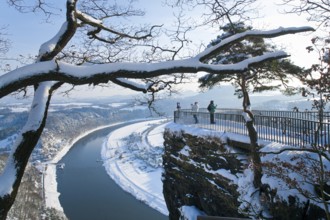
[101,119,169,216]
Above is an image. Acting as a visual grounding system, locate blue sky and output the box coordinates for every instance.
[0,1,313,56]
[0,0,318,99]
[0,1,65,58]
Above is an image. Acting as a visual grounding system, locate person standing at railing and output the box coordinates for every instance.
[292,106,299,112]
[191,101,199,123]
[207,100,217,124]
[174,102,181,122]
[177,102,181,111]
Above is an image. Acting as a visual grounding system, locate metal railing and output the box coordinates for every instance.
[174,108,330,147]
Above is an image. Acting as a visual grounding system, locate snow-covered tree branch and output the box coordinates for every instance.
[0,26,314,99]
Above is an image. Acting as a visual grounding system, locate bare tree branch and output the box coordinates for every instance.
[262,147,330,162]
[280,0,330,28]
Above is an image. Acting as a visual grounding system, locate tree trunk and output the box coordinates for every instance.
[0,130,45,220]
[0,2,77,218]
[0,83,56,220]
[245,120,262,188]
[241,80,262,189]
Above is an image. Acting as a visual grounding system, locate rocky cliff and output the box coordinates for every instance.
[162,123,327,220]
[162,124,248,220]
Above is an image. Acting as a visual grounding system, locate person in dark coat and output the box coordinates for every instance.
[207,100,217,124]
[177,102,181,111]
[175,102,181,121]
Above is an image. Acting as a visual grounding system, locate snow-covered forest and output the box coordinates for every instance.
[0,0,330,219]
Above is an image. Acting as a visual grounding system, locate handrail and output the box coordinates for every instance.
[174,109,330,147]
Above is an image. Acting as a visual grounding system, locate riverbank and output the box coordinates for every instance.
[43,118,168,215]
[101,119,169,216]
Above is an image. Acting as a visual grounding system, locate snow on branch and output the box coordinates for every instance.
[0,51,287,98]
[110,78,151,93]
[197,26,315,63]
[0,26,314,99]
[38,0,77,62]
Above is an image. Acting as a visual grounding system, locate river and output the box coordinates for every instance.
[57,122,168,220]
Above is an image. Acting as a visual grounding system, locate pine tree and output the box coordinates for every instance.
[199,22,305,188]
[199,22,303,96]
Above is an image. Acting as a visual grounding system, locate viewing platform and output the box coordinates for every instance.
[174,108,330,148]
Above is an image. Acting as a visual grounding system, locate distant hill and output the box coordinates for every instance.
[0,84,317,116]
[153,85,311,113]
